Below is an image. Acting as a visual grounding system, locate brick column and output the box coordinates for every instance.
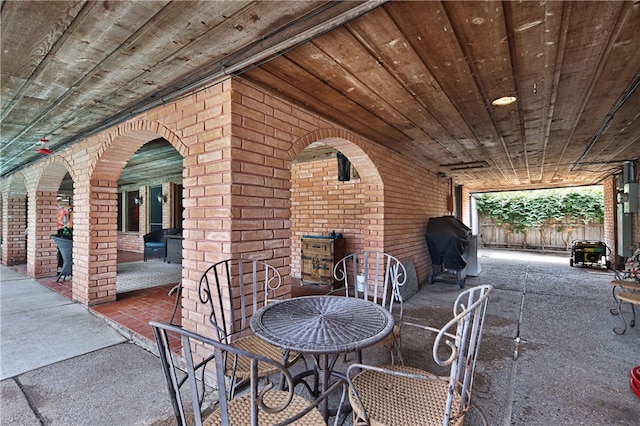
[1,195,27,266]
[30,191,58,277]
[602,175,617,265]
[73,180,119,306]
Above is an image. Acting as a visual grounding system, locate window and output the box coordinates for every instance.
[149,186,163,232]
[118,190,140,232]
[127,191,140,232]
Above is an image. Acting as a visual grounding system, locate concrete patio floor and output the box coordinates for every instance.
[1,248,638,425]
[400,249,639,425]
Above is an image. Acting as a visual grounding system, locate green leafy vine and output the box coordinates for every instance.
[476,188,604,237]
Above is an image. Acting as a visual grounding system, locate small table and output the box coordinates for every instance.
[610,280,640,334]
[251,295,394,419]
[165,235,183,264]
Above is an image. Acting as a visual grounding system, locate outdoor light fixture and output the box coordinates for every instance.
[337,152,351,181]
[134,196,143,205]
[157,193,167,204]
[491,96,517,106]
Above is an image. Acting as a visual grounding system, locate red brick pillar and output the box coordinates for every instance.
[602,175,618,265]
[73,180,118,306]
[2,196,27,266]
[29,191,58,277]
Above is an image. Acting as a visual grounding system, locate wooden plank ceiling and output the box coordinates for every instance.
[2,1,639,192]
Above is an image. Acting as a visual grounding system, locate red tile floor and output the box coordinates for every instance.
[10,251,182,353]
[9,251,326,355]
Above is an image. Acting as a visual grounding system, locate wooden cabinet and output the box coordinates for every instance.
[165,235,183,264]
[301,236,346,289]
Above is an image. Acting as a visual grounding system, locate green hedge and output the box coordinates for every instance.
[475,188,604,234]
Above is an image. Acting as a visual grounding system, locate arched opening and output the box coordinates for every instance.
[290,134,384,289]
[33,163,75,280]
[115,138,183,294]
[82,124,186,306]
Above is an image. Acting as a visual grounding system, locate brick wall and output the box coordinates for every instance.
[460,186,471,227]
[604,160,640,268]
[2,76,452,313]
[7,71,635,344]
[603,175,617,263]
[291,158,367,278]
[1,195,27,265]
[118,233,142,252]
[31,191,58,277]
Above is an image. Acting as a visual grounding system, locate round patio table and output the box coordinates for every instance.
[251,295,394,420]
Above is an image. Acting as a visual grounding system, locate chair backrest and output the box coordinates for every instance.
[198,258,282,344]
[144,228,179,244]
[333,251,407,313]
[150,321,343,426]
[434,284,493,425]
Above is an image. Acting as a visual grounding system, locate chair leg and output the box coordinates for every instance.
[610,285,620,315]
[392,335,404,365]
[168,283,182,326]
[614,297,628,335]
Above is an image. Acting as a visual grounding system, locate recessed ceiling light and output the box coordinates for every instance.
[492,96,517,106]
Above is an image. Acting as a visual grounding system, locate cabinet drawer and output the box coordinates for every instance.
[302,240,333,255]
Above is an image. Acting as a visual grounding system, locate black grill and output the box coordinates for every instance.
[425,216,472,288]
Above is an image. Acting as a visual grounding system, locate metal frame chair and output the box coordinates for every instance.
[194,257,303,398]
[150,321,347,426]
[346,284,493,426]
[333,251,407,364]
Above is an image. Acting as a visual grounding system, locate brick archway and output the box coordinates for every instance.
[30,160,75,278]
[77,120,185,305]
[290,129,385,281]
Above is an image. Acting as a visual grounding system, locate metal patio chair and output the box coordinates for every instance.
[195,257,303,398]
[333,251,407,364]
[150,321,347,426]
[346,284,493,426]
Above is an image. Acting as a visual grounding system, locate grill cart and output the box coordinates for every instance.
[570,240,610,269]
[426,216,472,288]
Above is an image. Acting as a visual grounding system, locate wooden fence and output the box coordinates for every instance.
[479,218,604,251]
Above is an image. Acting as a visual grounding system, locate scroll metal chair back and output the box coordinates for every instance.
[150,321,346,426]
[199,258,281,343]
[197,258,302,398]
[346,284,493,426]
[333,251,407,363]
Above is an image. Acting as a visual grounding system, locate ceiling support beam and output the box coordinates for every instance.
[12,0,388,177]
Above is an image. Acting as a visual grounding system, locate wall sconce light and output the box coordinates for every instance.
[134,196,143,206]
[337,152,351,182]
[157,193,167,204]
